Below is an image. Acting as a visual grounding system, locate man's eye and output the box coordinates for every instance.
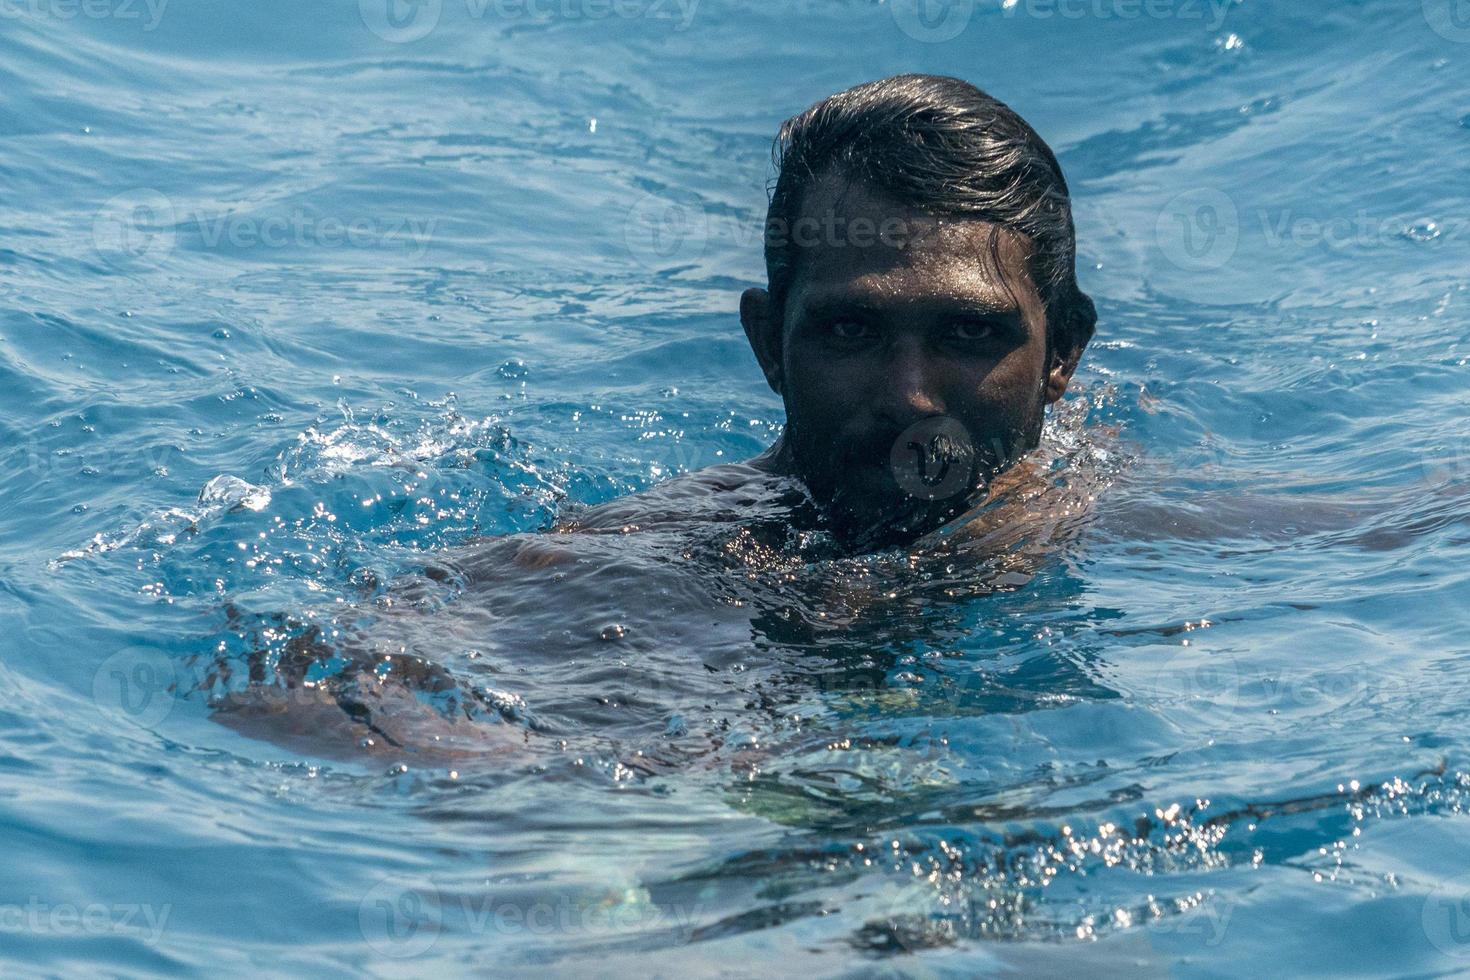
[952,320,997,341]
[830,320,870,340]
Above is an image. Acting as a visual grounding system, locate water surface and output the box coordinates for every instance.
[3,0,1470,974]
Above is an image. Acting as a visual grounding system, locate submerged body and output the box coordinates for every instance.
[213,396,1113,767]
[214,75,1106,764]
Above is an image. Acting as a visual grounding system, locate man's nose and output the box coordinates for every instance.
[874,336,944,424]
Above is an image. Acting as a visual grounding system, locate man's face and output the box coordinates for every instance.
[741,178,1081,550]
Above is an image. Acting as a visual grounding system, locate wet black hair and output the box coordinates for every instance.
[763,74,1096,355]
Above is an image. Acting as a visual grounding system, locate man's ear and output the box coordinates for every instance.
[740,287,784,395]
[1044,337,1085,404]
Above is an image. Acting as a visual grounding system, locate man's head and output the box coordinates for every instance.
[740,74,1096,550]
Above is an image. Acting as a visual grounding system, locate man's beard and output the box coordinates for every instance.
[793,416,1018,553]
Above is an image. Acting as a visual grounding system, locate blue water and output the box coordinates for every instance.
[4,0,1470,974]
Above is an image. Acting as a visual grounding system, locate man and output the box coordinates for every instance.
[568,73,1096,553]
[215,74,1099,762]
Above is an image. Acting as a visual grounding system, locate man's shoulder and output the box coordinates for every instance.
[557,458,804,533]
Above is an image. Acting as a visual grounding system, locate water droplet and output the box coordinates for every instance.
[1402,220,1442,242]
[198,474,271,512]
